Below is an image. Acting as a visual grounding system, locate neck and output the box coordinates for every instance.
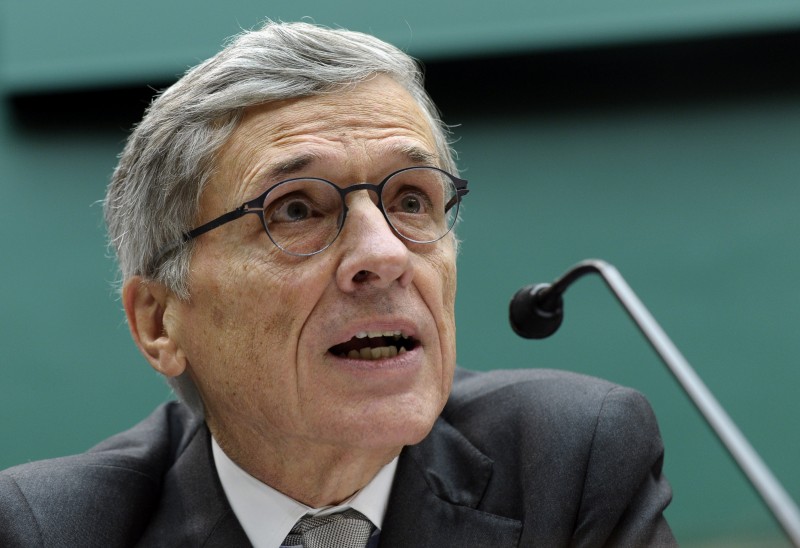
[209,422,400,507]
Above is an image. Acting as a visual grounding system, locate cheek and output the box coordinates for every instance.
[432,243,458,315]
[423,245,458,354]
[442,258,457,309]
[186,253,313,372]
[226,267,312,347]
[423,253,458,406]
[441,266,458,360]
[183,261,328,426]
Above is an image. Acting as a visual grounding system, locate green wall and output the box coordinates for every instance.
[4,0,800,92]
[2,3,799,546]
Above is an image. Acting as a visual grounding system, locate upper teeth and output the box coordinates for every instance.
[355,331,406,339]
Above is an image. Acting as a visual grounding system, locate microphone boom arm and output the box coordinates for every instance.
[528,259,800,546]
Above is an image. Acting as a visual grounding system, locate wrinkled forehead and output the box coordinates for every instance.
[220,78,440,180]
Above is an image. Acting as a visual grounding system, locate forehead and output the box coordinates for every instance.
[214,76,440,193]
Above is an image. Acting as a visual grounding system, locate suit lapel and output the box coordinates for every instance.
[379,418,522,547]
[136,423,251,547]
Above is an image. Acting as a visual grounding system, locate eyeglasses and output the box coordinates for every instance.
[155,166,468,265]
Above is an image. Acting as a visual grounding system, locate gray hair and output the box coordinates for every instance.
[104,20,458,414]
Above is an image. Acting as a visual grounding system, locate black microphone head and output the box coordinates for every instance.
[509,283,564,339]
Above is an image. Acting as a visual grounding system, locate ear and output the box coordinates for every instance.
[122,276,187,378]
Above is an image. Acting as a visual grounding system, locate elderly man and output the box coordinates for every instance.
[0,21,676,547]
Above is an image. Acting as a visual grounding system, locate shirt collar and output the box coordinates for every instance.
[211,436,398,548]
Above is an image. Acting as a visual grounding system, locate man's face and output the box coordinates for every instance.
[165,76,457,460]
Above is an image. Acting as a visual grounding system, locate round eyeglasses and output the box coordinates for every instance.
[157,166,468,264]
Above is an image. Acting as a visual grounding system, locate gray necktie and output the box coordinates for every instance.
[283,508,375,548]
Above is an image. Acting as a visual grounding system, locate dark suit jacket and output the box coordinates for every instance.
[0,368,676,547]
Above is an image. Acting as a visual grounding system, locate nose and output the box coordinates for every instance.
[335,192,414,292]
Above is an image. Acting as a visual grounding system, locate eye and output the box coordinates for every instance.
[387,187,434,216]
[272,198,312,222]
[399,193,424,214]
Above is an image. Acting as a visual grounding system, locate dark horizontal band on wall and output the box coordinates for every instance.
[423,27,800,117]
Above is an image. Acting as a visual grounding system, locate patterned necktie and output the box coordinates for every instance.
[283,508,375,548]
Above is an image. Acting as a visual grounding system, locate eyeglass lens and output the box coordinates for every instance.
[260,167,459,255]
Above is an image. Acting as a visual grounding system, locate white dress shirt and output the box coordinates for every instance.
[211,437,398,548]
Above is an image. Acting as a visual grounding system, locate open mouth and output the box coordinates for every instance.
[329,331,419,360]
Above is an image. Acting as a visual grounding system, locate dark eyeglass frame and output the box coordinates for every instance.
[152,166,468,270]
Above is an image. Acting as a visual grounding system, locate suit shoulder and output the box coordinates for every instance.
[2,401,200,481]
[437,369,673,546]
[444,368,657,447]
[0,401,202,547]
[448,367,632,413]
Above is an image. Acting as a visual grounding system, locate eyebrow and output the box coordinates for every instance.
[397,144,440,166]
[261,144,441,184]
[265,153,320,181]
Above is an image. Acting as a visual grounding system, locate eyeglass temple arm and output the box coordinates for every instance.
[184,207,249,241]
[146,207,249,275]
[445,181,470,213]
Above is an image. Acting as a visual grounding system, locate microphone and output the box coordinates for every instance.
[509,260,599,339]
[509,284,563,339]
[509,259,800,547]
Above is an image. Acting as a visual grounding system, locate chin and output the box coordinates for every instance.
[344,396,444,450]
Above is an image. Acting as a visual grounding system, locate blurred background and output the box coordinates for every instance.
[2,1,799,545]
